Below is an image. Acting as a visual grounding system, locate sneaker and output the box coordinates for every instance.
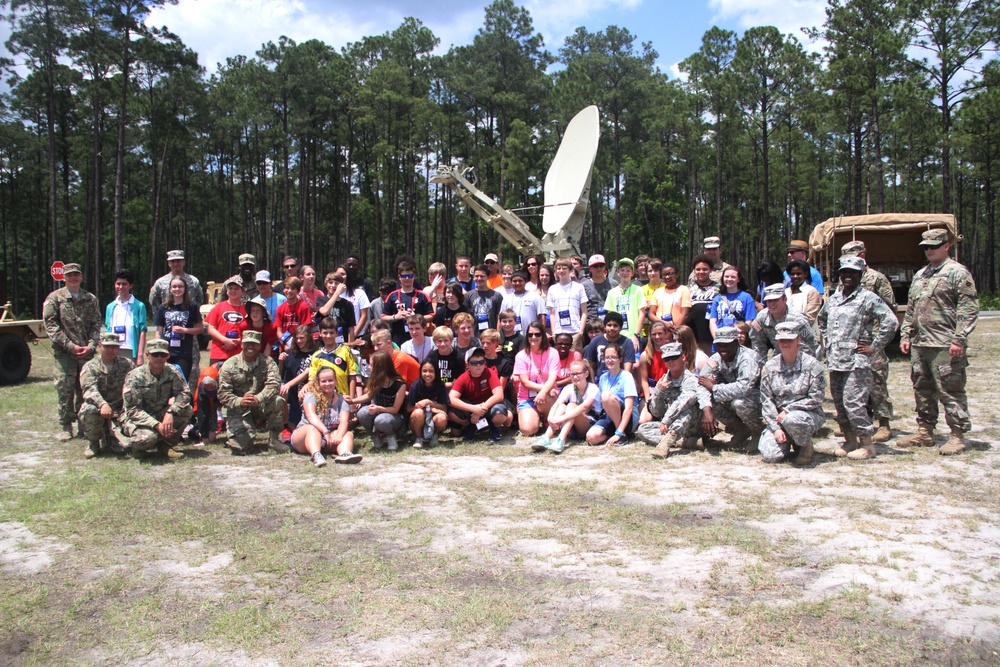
[532,435,551,452]
[462,424,478,441]
[413,438,424,449]
[547,437,565,454]
[280,428,293,444]
[311,452,327,468]
[489,426,502,443]
[429,433,439,446]
[335,452,363,464]
[371,433,384,450]
[385,434,399,451]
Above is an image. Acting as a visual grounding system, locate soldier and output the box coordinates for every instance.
[687,236,732,285]
[698,327,765,453]
[899,229,979,455]
[749,284,818,362]
[238,253,258,302]
[149,249,203,314]
[42,262,102,441]
[759,321,827,466]
[120,338,193,459]
[637,342,711,458]
[78,332,135,458]
[840,240,897,442]
[218,329,288,455]
[818,256,898,460]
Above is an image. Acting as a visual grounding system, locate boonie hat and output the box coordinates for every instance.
[787,239,809,253]
[660,342,683,359]
[146,338,170,355]
[242,330,262,345]
[762,284,786,301]
[255,270,271,283]
[238,253,256,266]
[224,275,244,289]
[63,263,82,275]
[713,327,739,345]
[774,321,801,340]
[703,236,721,249]
[839,256,865,272]
[99,332,121,346]
[588,254,607,267]
[841,240,866,256]
[918,228,948,247]
[246,296,271,321]
[616,258,635,269]
[166,249,185,261]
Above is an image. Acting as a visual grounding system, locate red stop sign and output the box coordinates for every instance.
[50,261,65,281]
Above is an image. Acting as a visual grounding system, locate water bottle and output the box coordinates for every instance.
[273,329,292,354]
[423,405,434,439]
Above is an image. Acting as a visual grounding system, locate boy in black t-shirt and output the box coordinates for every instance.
[382,260,433,346]
[498,308,524,362]
[425,325,464,389]
[584,311,636,381]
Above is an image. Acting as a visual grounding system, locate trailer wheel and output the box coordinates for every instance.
[0,334,31,385]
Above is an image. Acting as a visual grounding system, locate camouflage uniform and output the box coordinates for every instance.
[217,350,284,450]
[78,351,135,447]
[120,361,193,453]
[900,257,978,433]
[149,271,203,313]
[759,351,827,463]
[860,267,897,421]
[699,345,764,433]
[42,284,101,428]
[818,285,897,437]
[749,308,818,361]
[635,369,710,444]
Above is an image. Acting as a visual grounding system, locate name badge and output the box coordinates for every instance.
[476,417,489,430]
[558,309,571,327]
[114,325,126,343]
[515,316,522,333]
[620,312,629,330]
[597,307,607,317]
[476,313,489,331]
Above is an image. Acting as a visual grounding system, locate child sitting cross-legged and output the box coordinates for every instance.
[532,360,601,454]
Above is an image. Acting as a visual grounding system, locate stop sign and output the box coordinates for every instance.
[50,261,65,281]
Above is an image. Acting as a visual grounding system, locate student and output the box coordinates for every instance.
[584,311,636,381]
[464,264,504,331]
[498,309,524,361]
[451,312,481,360]
[316,271,357,344]
[586,343,639,447]
[154,275,203,380]
[552,332,582,388]
[650,262,691,335]
[275,277,312,339]
[348,350,407,451]
[514,321,561,436]
[448,347,511,442]
[604,257,646,347]
[638,320,673,425]
[423,261,449,308]
[434,283,469,332]
[546,257,589,338]
[426,326,464,389]
[449,255,475,292]
[532,360,602,454]
[406,359,450,448]
[254,270,286,321]
[641,258,663,339]
[576,317,605,356]
[306,317,359,399]
[480,328,514,402]
[709,266,757,338]
[500,270,546,335]
[382,260,433,346]
[240,296,278,355]
[105,268,147,364]
[292,366,361,467]
[279,325,316,431]
[401,313,434,364]
[368,278,396,327]
[371,328,420,387]
[206,276,246,364]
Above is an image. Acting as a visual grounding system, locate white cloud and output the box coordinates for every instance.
[708,0,827,45]
[524,0,642,52]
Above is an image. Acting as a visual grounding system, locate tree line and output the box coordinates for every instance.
[1,0,997,317]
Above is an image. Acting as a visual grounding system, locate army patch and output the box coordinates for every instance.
[750,320,761,331]
[706,358,718,369]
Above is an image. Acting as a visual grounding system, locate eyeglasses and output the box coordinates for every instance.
[283,264,297,269]
[399,273,414,280]
[526,332,543,338]
[662,271,677,276]
[591,263,606,269]
[604,356,620,362]
[149,352,169,358]
[468,359,486,366]
[570,371,587,377]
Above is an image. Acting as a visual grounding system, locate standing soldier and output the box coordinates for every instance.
[818,256,898,460]
[698,327,765,453]
[218,330,288,455]
[841,240,897,442]
[238,254,258,302]
[899,229,979,455]
[78,332,135,458]
[120,338,193,459]
[42,262,102,441]
[687,236,732,285]
[149,249,203,314]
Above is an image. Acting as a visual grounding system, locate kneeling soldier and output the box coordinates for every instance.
[218,329,288,454]
[78,332,135,458]
[637,342,711,458]
[121,338,193,459]
[698,327,764,452]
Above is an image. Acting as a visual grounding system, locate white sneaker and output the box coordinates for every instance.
[386,434,399,451]
[371,433,384,449]
[413,438,423,449]
[311,452,327,467]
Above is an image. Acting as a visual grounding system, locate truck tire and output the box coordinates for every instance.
[0,334,31,385]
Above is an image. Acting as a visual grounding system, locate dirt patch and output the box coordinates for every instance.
[0,521,68,574]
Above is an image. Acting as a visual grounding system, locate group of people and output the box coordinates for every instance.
[43,227,979,467]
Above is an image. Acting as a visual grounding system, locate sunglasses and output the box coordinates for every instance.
[467,359,486,366]
[399,273,415,279]
[526,262,538,267]
[149,352,169,358]
[484,259,497,264]
[283,264,297,269]
[526,332,543,338]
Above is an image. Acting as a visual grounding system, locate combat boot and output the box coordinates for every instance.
[872,418,892,443]
[269,430,291,454]
[57,424,74,442]
[848,434,876,460]
[939,429,966,456]
[793,440,814,467]
[898,424,935,448]
[652,431,679,459]
[83,440,100,459]
[746,426,763,455]
[160,444,184,460]
[833,425,844,438]
[727,421,751,451]
[835,427,858,457]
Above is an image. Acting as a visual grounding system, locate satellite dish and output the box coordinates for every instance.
[542,105,600,236]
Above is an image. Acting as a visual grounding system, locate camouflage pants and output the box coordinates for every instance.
[868,361,893,421]
[635,404,701,445]
[53,350,88,427]
[911,346,971,433]
[713,397,764,432]
[225,397,285,448]
[759,409,826,463]
[121,406,194,453]
[830,368,874,437]
[77,403,124,447]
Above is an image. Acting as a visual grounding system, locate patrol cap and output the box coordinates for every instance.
[787,239,809,253]
[146,338,170,355]
[224,275,244,289]
[841,240,866,256]
[255,270,271,283]
[713,327,739,345]
[774,321,801,340]
[660,342,683,359]
[918,228,949,248]
[99,332,121,346]
[166,249,185,261]
[246,296,271,321]
[703,236,721,249]
[241,329,262,345]
[588,254,607,267]
[616,257,635,269]
[762,284,786,301]
[838,256,865,272]
[63,262,82,275]
[238,253,256,266]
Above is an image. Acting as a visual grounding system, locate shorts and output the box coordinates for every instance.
[592,413,635,438]
[449,402,510,422]
[517,398,537,412]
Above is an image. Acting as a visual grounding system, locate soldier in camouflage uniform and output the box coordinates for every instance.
[687,236,732,285]
[238,254,259,303]
[899,229,979,455]
[749,284,818,362]
[698,327,765,453]
[818,256,898,460]
[42,262,102,441]
[841,240,898,442]
[759,322,827,466]
[637,342,712,458]
[149,249,204,314]
[217,329,287,454]
[120,338,193,459]
[78,332,135,458]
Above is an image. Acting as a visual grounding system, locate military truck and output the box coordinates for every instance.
[0,302,47,384]
[198,280,225,349]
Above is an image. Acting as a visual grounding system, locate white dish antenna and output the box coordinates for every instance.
[542,105,600,235]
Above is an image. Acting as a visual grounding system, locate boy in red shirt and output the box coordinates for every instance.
[448,347,511,442]
[275,277,312,338]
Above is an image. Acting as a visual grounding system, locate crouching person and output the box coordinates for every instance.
[349,351,407,451]
[759,321,827,466]
[78,332,135,458]
[698,327,765,453]
[449,347,512,442]
[120,338,193,459]
[218,330,288,455]
[636,342,709,458]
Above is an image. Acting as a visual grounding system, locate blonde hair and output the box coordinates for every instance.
[371,329,391,345]
[427,262,447,277]
[431,326,454,343]
[452,312,474,328]
[479,328,500,344]
[674,325,698,372]
[307,366,339,416]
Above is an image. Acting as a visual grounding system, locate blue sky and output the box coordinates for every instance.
[142,0,830,80]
